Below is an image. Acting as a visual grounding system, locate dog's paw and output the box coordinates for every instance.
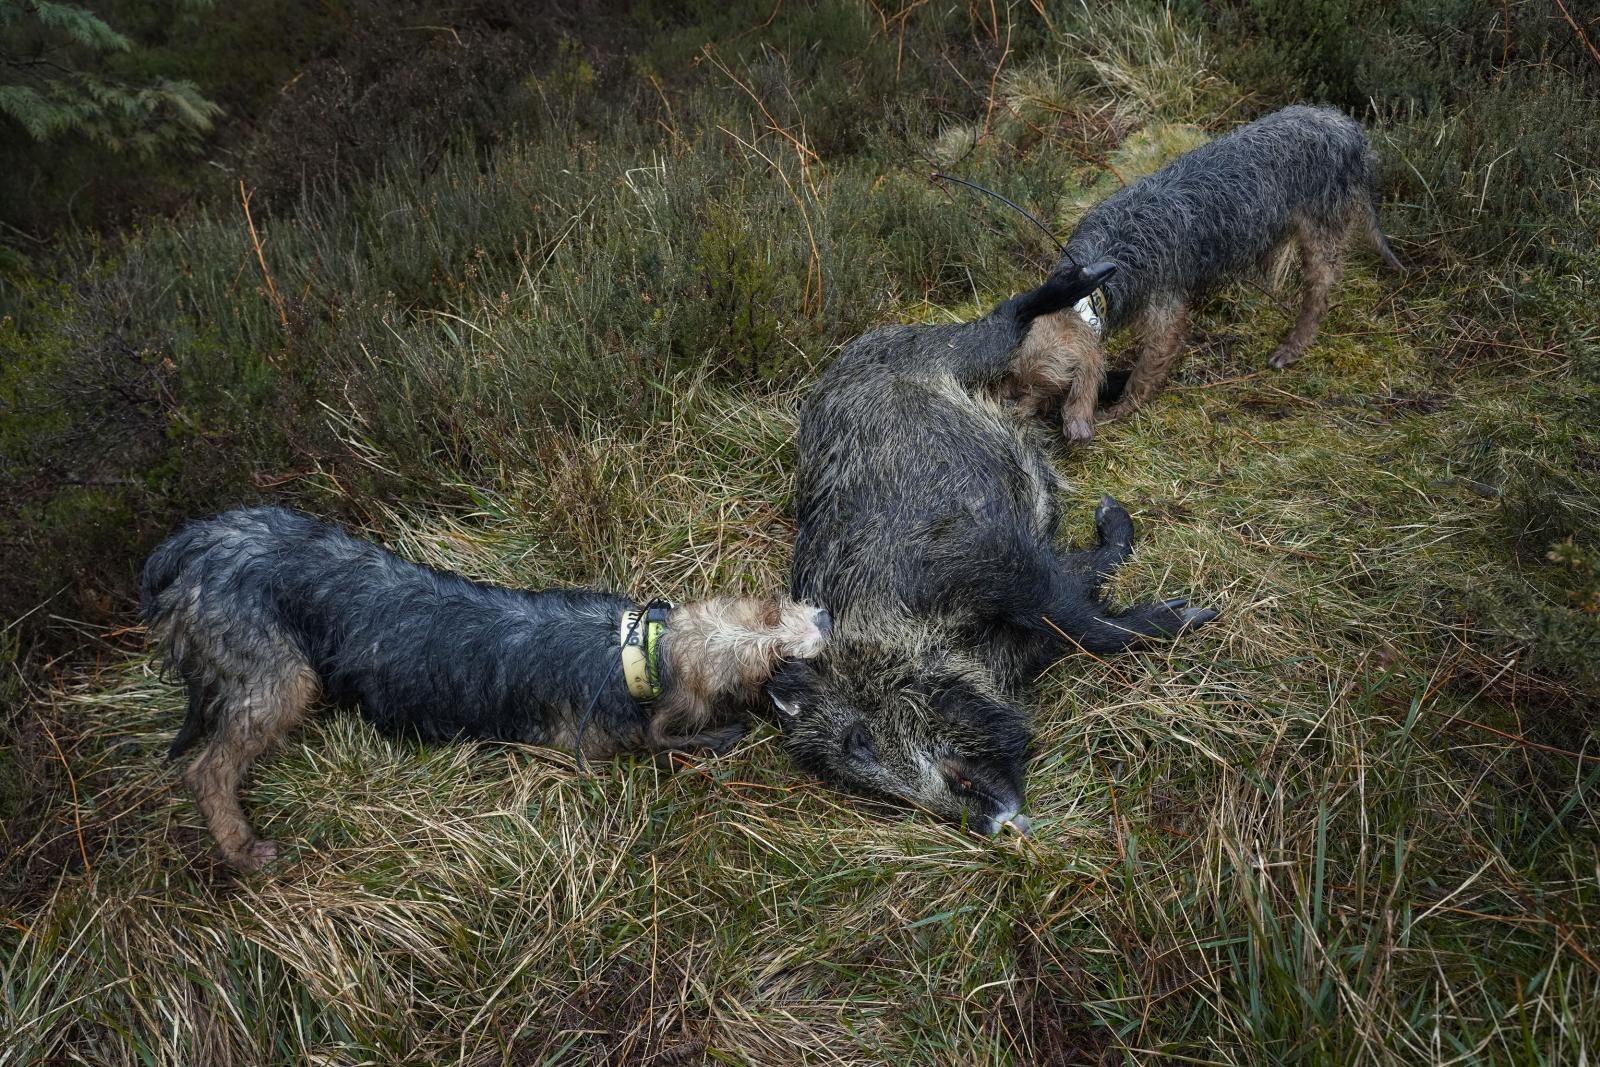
[1064,417,1096,444]
[1097,400,1134,422]
[1266,346,1303,370]
[228,838,279,873]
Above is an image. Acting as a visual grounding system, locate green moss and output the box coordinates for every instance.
[1058,123,1213,225]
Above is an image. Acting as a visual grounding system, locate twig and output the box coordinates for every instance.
[1552,0,1600,70]
[716,125,824,316]
[863,0,889,35]
[701,46,824,193]
[2,584,69,636]
[239,181,289,332]
[645,71,680,145]
[1221,526,1325,561]
[37,717,92,874]
[1500,0,1511,72]
[1257,383,1317,407]
[732,0,784,39]
[979,6,1013,144]
[1445,714,1600,762]
[894,0,932,81]
[1166,370,1266,393]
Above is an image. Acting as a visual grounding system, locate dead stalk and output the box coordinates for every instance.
[239,180,290,332]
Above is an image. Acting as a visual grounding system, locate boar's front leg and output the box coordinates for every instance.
[1059,495,1136,589]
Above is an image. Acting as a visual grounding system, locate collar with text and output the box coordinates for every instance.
[619,599,673,702]
[1073,289,1108,336]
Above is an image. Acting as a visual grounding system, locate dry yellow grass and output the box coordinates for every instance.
[8,290,1597,1062]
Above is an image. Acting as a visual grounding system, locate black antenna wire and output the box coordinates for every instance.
[930,171,1077,266]
[573,608,645,774]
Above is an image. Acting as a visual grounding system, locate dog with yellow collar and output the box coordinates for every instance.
[142,506,830,871]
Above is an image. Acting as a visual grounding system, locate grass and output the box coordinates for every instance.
[3,1,1598,1063]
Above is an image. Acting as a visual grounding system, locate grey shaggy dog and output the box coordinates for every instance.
[142,506,828,870]
[1002,105,1404,440]
[769,264,1217,835]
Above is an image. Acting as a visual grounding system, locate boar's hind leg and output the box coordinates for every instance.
[1028,566,1216,655]
[1048,498,1217,652]
[1066,598,1217,654]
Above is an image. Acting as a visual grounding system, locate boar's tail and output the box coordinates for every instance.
[1007,261,1118,336]
[1009,274,1081,332]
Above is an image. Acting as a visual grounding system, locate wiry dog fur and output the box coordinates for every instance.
[770,265,1216,834]
[142,506,828,870]
[1001,105,1404,439]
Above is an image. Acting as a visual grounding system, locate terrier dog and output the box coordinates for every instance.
[142,506,829,870]
[1000,105,1404,441]
[771,264,1216,835]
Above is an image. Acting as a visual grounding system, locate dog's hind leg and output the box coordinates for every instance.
[1267,221,1343,369]
[183,660,319,871]
[1099,300,1189,420]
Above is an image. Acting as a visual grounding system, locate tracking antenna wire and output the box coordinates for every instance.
[572,608,646,774]
[929,172,1078,268]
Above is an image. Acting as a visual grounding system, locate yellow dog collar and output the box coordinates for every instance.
[619,600,672,701]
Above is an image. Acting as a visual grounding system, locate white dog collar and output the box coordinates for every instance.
[1073,290,1107,336]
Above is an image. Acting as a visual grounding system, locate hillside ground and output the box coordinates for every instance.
[3,2,1597,1063]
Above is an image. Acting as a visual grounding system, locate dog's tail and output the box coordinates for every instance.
[141,522,213,759]
[1361,145,1405,273]
[1365,199,1405,272]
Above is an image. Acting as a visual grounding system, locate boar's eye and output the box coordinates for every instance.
[944,765,976,794]
[842,722,876,763]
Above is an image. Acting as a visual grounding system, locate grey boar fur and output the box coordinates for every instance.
[770,264,1216,833]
